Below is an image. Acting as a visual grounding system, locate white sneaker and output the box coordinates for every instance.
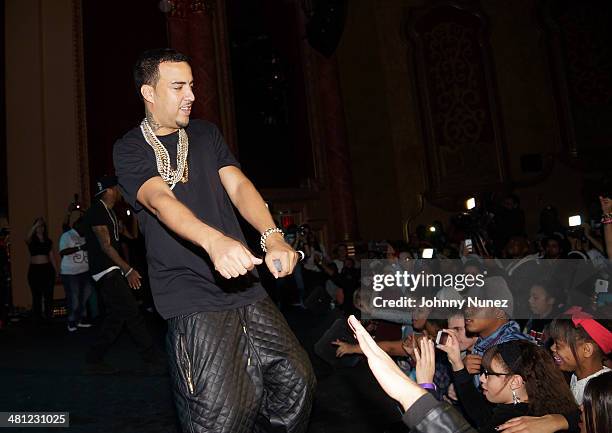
[77,321,92,328]
[67,322,77,332]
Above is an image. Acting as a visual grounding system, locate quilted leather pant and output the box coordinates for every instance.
[167,296,316,433]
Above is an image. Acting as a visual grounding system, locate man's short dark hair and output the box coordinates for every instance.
[133,48,190,100]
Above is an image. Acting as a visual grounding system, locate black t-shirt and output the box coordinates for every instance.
[84,200,121,275]
[28,237,53,256]
[113,119,266,319]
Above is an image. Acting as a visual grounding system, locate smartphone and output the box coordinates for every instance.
[595,279,609,293]
[464,239,473,253]
[436,330,449,345]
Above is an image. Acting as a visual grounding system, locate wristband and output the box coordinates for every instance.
[418,383,437,391]
[260,227,284,253]
[125,267,134,277]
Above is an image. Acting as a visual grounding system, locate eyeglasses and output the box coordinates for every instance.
[479,367,512,378]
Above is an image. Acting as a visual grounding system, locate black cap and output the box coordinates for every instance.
[94,175,118,197]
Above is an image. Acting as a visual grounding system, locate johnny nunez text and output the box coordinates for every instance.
[371,296,509,309]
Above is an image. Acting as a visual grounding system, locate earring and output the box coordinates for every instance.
[512,390,521,405]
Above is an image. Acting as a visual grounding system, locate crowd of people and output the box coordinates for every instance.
[3,186,611,432]
[292,192,611,433]
[17,178,166,375]
[20,197,151,332]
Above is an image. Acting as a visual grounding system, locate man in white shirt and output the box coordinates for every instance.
[59,218,93,332]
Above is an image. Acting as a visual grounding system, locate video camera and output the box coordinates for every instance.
[451,197,494,256]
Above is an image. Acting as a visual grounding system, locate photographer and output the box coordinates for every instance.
[566,223,606,268]
[492,194,526,254]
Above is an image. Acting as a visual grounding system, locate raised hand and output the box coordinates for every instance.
[347,315,427,411]
[414,337,436,384]
[435,329,463,371]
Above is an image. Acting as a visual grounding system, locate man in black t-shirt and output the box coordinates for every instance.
[113,49,315,433]
[83,175,160,374]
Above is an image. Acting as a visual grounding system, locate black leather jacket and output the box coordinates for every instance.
[402,394,476,433]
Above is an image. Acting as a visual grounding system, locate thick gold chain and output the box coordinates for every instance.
[140,118,189,189]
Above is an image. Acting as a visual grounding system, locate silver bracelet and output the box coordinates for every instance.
[260,227,284,253]
[124,267,134,277]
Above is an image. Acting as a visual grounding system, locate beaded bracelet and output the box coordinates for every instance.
[260,227,284,252]
[602,218,612,225]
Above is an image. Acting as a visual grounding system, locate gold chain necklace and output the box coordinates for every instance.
[140,118,189,189]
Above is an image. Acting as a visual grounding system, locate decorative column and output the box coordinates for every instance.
[315,53,360,242]
[5,0,85,309]
[164,0,238,154]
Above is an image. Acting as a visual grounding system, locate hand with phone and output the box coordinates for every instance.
[435,329,463,371]
[460,239,473,257]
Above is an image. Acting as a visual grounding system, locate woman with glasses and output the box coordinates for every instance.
[343,315,585,433]
[439,335,580,433]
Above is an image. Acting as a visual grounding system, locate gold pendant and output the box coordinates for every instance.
[181,160,189,183]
